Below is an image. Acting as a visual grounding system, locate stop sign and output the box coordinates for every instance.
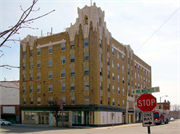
[137,94,157,112]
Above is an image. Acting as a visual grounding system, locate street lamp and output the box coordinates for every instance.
[53,79,65,127]
[160,95,168,103]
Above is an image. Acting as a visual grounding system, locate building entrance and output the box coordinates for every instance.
[39,113,49,124]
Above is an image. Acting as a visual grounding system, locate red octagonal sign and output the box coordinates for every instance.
[137,94,157,112]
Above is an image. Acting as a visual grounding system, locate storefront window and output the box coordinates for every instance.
[24,112,36,120]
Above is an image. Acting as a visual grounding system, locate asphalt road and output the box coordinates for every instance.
[1,119,180,134]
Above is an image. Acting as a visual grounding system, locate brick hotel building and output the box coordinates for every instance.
[20,3,151,126]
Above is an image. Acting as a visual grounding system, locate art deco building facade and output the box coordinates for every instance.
[20,3,151,126]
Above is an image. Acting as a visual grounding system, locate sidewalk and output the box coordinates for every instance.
[12,123,141,129]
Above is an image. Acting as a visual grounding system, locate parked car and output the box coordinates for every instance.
[170,117,175,121]
[0,119,12,125]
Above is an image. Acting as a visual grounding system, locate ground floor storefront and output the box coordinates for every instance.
[20,105,141,126]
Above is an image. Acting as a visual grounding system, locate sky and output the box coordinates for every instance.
[0,0,179,107]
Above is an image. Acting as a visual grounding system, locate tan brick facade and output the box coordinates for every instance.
[20,3,151,126]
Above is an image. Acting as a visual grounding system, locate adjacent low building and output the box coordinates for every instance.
[0,81,20,124]
[20,3,151,126]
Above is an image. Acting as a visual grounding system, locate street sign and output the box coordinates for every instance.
[132,87,160,95]
[142,111,155,127]
[137,94,157,112]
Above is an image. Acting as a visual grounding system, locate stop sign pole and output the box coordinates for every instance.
[137,93,157,134]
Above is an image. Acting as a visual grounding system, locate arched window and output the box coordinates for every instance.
[84,15,88,25]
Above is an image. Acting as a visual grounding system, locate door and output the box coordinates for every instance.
[84,111,89,125]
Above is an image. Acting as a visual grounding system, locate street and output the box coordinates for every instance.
[0,120,180,134]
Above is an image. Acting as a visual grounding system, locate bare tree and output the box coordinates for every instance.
[47,97,61,127]
[0,0,55,47]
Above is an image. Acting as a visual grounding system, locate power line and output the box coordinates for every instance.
[135,6,180,52]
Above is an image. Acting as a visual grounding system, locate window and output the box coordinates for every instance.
[100,82,102,90]
[49,46,52,53]
[112,48,114,55]
[71,69,75,76]
[135,63,136,68]
[71,83,75,90]
[112,73,115,80]
[71,97,75,104]
[123,100,125,107]
[61,56,65,64]
[108,98,110,105]
[135,83,137,88]
[122,55,124,61]
[62,97,66,104]
[49,59,52,66]
[122,66,124,73]
[23,75,26,81]
[107,58,110,65]
[84,67,89,75]
[108,84,110,92]
[100,68,102,76]
[100,97,102,104]
[61,70,65,77]
[71,55,75,63]
[118,100,120,106]
[123,89,125,96]
[85,81,89,90]
[99,40,102,48]
[37,85,41,92]
[37,98,41,104]
[85,96,89,102]
[23,52,26,58]
[23,63,26,70]
[30,51,33,57]
[23,98,26,104]
[112,61,114,68]
[61,43,65,51]
[30,98,33,104]
[122,77,124,84]
[112,86,115,93]
[138,74,139,80]
[117,52,119,59]
[118,75,120,83]
[37,60,41,68]
[37,73,41,80]
[62,83,65,91]
[117,63,120,70]
[107,71,110,79]
[135,73,136,79]
[84,53,89,60]
[49,84,53,91]
[118,87,120,94]
[30,74,33,80]
[70,41,75,49]
[23,86,26,93]
[49,97,53,102]
[30,86,33,93]
[49,71,52,79]
[37,48,41,55]
[107,45,109,52]
[141,76,142,81]
[84,15,88,25]
[99,54,102,62]
[84,38,89,46]
[112,98,115,105]
[30,62,33,69]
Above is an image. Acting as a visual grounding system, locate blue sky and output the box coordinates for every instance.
[0,0,179,106]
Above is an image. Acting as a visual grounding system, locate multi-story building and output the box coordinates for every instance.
[20,3,151,126]
[156,100,170,111]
